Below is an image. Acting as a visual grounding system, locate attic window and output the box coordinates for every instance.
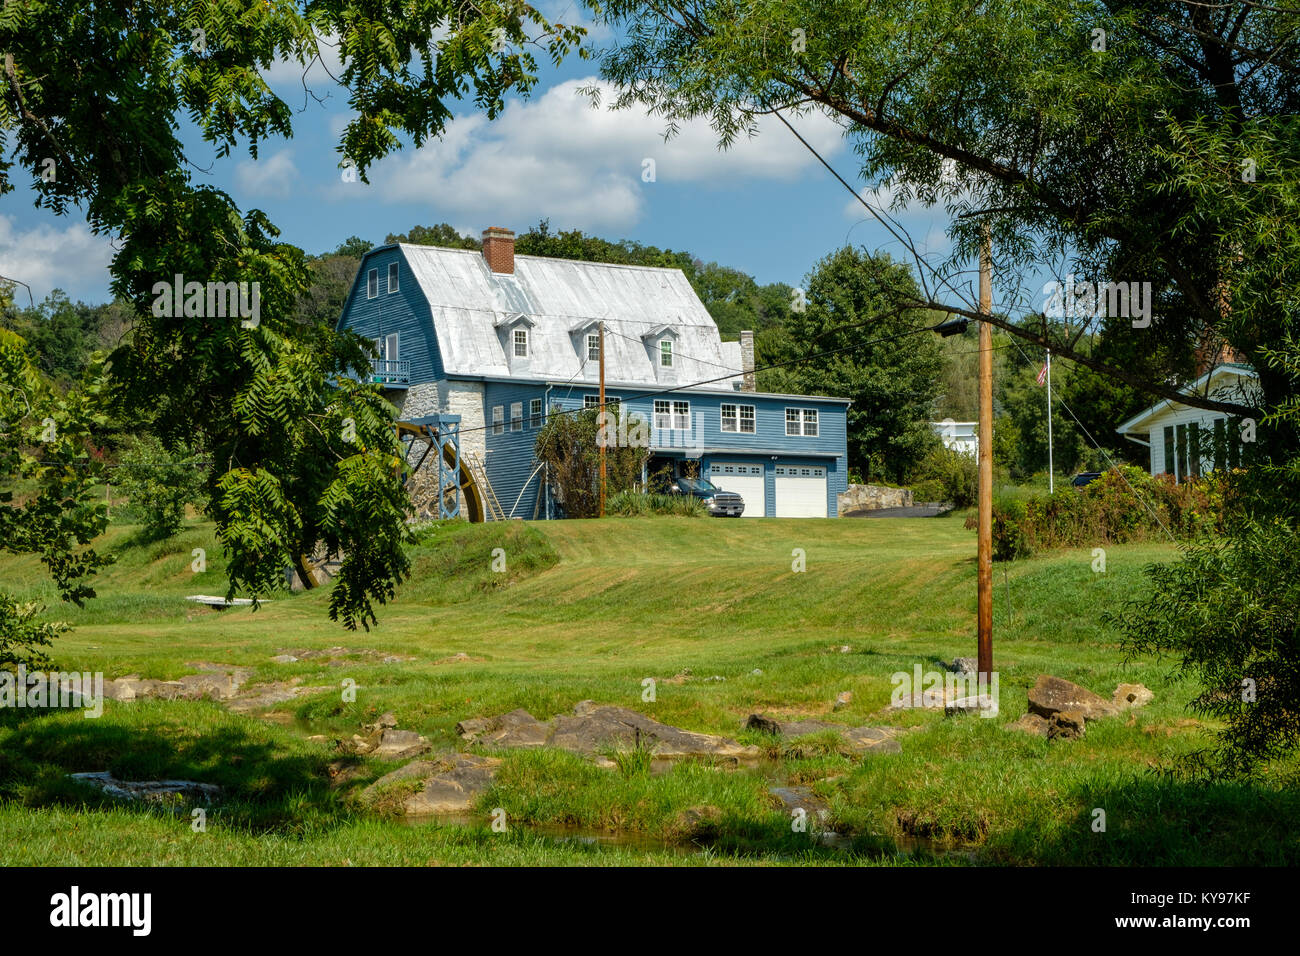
[367,268,378,299]
[513,328,529,358]
[586,333,600,362]
[388,262,399,293]
[659,339,673,367]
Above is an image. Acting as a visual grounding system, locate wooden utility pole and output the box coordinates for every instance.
[598,320,607,518]
[977,226,994,680]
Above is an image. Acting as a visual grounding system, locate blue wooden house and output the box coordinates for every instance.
[336,227,851,519]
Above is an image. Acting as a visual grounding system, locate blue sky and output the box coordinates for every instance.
[0,13,970,309]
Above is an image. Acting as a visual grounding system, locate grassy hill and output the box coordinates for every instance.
[1,515,1296,866]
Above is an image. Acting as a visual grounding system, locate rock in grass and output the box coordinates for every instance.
[1007,713,1050,738]
[460,704,761,761]
[363,754,501,815]
[833,691,853,711]
[1113,683,1154,710]
[370,729,430,760]
[70,772,220,803]
[1028,675,1119,721]
[950,657,978,674]
[1047,709,1087,740]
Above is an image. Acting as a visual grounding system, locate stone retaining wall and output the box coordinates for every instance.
[837,484,914,513]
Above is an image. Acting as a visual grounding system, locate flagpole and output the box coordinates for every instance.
[1046,349,1054,494]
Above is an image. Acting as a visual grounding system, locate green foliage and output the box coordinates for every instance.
[533,406,648,518]
[763,247,943,483]
[0,0,589,631]
[1113,521,1300,779]
[0,327,112,664]
[978,467,1232,560]
[0,596,69,670]
[909,446,977,508]
[115,434,205,540]
[607,490,708,517]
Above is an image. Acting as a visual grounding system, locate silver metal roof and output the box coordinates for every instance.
[398,244,745,390]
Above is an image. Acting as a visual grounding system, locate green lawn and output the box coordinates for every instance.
[1,514,1295,866]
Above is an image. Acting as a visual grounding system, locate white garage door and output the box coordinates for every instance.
[774,465,827,517]
[709,462,766,517]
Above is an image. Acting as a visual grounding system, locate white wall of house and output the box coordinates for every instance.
[1119,366,1258,479]
[931,420,978,457]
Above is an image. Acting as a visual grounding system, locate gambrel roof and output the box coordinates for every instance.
[390,243,744,389]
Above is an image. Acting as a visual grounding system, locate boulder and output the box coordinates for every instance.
[1007,713,1050,738]
[1047,709,1087,740]
[743,714,902,754]
[70,771,220,803]
[1113,683,1154,710]
[841,726,903,754]
[461,704,760,761]
[363,754,501,815]
[1028,675,1119,721]
[950,657,978,674]
[370,729,429,760]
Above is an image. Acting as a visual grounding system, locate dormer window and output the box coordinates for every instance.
[496,312,535,367]
[586,333,601,362]
[640,325,679,379]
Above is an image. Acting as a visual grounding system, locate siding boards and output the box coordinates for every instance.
[483,381,550,519]
[337,248,445,383]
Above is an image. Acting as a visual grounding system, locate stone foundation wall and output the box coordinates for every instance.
[837,483,914,513]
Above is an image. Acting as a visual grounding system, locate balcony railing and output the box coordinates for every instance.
[370,359,410,387]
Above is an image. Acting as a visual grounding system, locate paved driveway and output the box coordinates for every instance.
[844,503,948,518]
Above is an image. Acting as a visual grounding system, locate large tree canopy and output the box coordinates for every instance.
[588,0,1299,435]
[0,1,585,629]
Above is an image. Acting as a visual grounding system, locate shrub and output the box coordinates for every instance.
[115,434,206,539]
[607,491,707,517]
[909,446,978,507]
[972,466,1232,559]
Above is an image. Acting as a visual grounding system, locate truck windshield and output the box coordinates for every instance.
[680,478,719,493]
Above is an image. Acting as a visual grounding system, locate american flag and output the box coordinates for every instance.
[1036,363,1048,386]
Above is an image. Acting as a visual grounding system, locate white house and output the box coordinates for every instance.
[931,419,979,457]
[1116,363,1260,479]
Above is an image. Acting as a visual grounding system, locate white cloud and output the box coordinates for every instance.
[235,149,299,199]
[0,215,114,303]
[338,78,846,231]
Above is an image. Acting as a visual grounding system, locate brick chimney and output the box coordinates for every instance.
[740,330,756,391]
[482,226,515,274]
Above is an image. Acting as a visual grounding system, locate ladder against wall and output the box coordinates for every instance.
[462,450,506,521]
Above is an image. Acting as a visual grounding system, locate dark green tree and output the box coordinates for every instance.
[767,248,943,483]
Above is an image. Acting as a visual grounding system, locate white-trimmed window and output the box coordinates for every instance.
[584,394,618,410]
[786,408,818,437]
[654,399,690,430]
[366,268,378,299]
[513,328,529,358]
[659,339,673,367]
[530,398,543,428]
[383,333,398,361]
[586,333,601,362]
[510,402,523,432]
[721,403,756,434]
[492,405,504,436]
[387,262,399,293]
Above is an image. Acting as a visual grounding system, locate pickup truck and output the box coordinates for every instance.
[669,476,745,517]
